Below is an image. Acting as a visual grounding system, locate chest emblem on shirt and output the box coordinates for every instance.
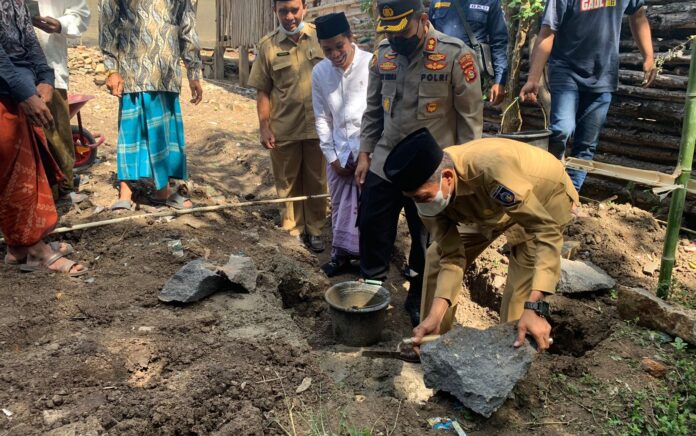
[580,0,617,11]
[470,4,490,12]
[427,53,447,62]
[380,61,398,71]
[425,38,437,52]
[434,2,451,8]
[426,103,439,113]
[490,185,518,207]
[425,61,447,71]
[384,52,398,60]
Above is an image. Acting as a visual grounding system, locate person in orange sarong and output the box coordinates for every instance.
[1,0,87,276]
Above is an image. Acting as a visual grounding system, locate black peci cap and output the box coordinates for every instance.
[315,12,351,40]
[384,128,443,192]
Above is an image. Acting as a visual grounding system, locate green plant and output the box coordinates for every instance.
[671,337,688,353]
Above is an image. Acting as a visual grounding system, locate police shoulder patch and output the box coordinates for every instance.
[490,185,518,207]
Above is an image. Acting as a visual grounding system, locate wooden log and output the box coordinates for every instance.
[213,46,225,80]
[597,141,677,163]
[620,51,691,67]
[238,46,250,87]
[648,5,696,32]
[610,95,684,124]
[615,84,686,103]
[600,127,681,150]
[618,69,688,90]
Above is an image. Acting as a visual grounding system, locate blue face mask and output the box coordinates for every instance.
[415,174,452,217]
[280,20,305,36]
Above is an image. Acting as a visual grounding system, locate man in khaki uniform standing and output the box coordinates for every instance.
[355,0,483,326]
[248,0,327,252]
[383,128,579,352]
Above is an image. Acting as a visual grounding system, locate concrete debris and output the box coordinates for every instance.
[642,261,660,276]
[557,259,616,294]
[617,287,696,345]
[421,324,536,417]
[295,377,312,394]
[217,254,258,292]
[158,260,232,303]
[42,410,68,426]
[45,417,104,436]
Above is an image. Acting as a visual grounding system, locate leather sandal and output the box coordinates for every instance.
[20,252,88,277]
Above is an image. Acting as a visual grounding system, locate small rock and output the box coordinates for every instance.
[217,254,258,292]
[42,410,68,426]
[642,261,660,276]
[561,240,581,260]
[137,326,154,334]
[45,416,103,436]
[557,259,616,294]
[354,395,366,403]
[618,287,696,345]
[94,63,106,74]
[51,395,63,407]
[421,323,536,417]
[641,358,668,378]
[295,377,312,394]
[93,75,106,86]
[492,275,506,289]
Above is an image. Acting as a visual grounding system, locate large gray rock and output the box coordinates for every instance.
[557,259,616,294]
[618,287,696,345]
[159,260,232,303]
[421,324,536,417]
[218,254,258,292]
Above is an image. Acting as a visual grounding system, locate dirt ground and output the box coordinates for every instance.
[1,50,695,435]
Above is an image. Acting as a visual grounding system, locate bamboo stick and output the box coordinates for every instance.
[0,194,330,244]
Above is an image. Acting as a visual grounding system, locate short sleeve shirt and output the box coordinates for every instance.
[543,0,644,92]
[248,24,324,144]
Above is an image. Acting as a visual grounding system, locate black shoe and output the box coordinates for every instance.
[321,259,346,277]
[305,235,325,253]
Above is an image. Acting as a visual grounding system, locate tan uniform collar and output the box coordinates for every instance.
[276,23,311,45]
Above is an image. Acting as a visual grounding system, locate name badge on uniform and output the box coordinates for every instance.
[277,51,290,57]
[470,4,490,12]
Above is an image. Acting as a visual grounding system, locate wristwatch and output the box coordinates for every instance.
[524,301,550,318]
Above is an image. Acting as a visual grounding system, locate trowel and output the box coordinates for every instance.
[361,335,440,363]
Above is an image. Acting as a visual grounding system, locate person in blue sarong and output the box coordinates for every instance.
[98,0,203,211]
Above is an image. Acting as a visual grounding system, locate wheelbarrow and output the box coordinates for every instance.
[497,96,551,151]
[68,94,105,172]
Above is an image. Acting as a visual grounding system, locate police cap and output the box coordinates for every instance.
[376,0,424,33]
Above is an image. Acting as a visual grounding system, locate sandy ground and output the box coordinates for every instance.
[1,52,695,435]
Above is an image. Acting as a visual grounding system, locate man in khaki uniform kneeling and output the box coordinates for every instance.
[383,128,579,351]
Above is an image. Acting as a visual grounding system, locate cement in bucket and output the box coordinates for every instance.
[324,282,390,347]
[497,97,551,151]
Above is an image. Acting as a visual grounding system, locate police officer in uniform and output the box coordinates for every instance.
[429,0,509,104]
[384,128,579,351]
[355,0,483,326]
[248,0,327,252]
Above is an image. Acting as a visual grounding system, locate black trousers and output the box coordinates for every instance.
[358,171,427,298]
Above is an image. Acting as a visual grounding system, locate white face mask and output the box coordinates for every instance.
[280,20,305,36]
[415,174,452,217]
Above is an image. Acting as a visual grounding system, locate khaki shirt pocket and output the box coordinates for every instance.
[381,81,396,117]
[271,56,295,89]
[307,47,325,66]
[417,82,450,120]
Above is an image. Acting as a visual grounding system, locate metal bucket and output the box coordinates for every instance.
[497,97,551,151]
[324,282,391,347]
